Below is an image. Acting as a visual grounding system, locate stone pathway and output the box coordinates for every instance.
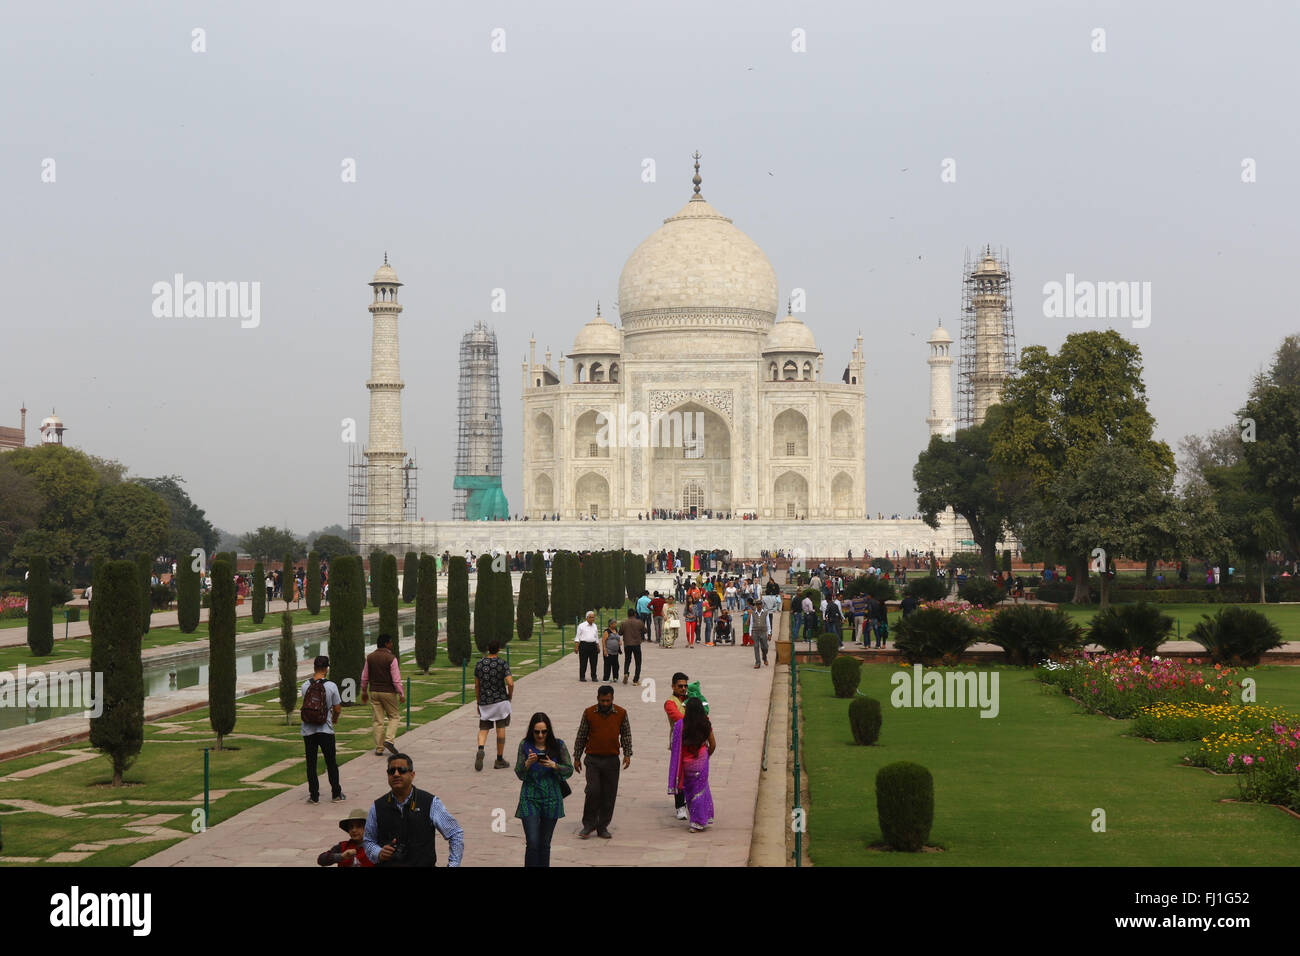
[138,633,778,868]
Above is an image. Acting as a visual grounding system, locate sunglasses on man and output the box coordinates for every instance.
[387,766,411,775]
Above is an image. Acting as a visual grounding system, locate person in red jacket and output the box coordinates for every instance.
[317,809,375,867]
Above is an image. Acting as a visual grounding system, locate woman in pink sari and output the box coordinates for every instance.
[668,697,716,831]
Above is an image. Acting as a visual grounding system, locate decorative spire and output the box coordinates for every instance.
[691,151,703,199]
[384,251,389,265]
[596,300,601,318]
[786,297,792,317]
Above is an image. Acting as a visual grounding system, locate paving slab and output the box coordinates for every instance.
[137,634,776,867]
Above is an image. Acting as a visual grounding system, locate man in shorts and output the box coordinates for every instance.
[473,640,514,771]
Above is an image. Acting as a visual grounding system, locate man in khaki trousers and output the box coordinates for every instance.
[361,633,404,755]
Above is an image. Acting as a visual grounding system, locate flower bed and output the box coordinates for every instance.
[1196,718,1300,810]
[918,600,997,628]
[1035,652,1240,719]
[0,594,27,620]
[1132,701,1292,742]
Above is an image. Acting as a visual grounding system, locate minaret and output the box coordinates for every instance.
[364,254,406,541]
[926,321,956,440]
[969,248,1010,425]
[452,322,508,520]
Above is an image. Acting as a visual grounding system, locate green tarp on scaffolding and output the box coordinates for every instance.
[453,474,509,520]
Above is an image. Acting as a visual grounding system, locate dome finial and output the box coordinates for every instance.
[787,296,792,316]
[691,150,703,199]
[383,250,388,266]
[596,300,601,317]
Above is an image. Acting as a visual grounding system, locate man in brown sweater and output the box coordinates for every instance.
[361,633,405,756]
[572,686,633,839]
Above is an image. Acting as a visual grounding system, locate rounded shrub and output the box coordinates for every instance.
[892,606,979,665]
[1088,603,1174,655]
[816,631,839,665]
[848,695,882,745]
[844,575,897,602]
[831,655,863,698]
[957,576,1003,609]
[986,604,1084,666]
[1188,606,1285,665]
[904,576,948,602]
[875,761,934,852]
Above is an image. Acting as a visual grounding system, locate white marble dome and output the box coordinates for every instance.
[764,313,819,353]
[571,313,622,355]
[617,195,779,323]
[371,262,400,285]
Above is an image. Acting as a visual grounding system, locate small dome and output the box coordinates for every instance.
[763,313,819,353]
[928,323,952,344]
[571,314,622,355]
[370,260,401,285]
[40,414,63,429]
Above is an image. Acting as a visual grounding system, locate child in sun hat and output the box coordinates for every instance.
[317,808,375,867]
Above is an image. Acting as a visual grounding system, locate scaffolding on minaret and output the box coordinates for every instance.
[348,445,418,547]
[452,321,508,521]
[957,246,1016,429]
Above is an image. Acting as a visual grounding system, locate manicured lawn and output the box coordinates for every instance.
[0,630,565,866]
[798,662,1300,866]
[1056,603,1300,642]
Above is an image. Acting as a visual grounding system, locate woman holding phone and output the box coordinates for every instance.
[514,711,574,867]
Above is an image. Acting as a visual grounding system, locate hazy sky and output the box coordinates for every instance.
[3,1,1296,535]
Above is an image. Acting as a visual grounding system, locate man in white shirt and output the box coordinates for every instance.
[575,610,601,682]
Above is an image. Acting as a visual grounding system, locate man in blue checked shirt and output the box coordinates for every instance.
[364,752,464,867]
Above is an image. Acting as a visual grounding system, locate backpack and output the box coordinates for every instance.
[301,678,330,726]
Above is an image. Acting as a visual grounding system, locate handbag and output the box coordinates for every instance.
[560,778,572,798]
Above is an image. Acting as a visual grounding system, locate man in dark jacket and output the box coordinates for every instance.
[363,752,464,867]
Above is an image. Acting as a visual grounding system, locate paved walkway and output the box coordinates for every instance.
[138,629,779,867]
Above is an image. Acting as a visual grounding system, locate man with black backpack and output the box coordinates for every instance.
[301,655,345,804]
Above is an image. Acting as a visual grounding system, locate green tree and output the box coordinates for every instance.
[550,550,575,633]
[251,560,266,624]
[239,526,302,564]
[474,553,495,652]
[26,555,53,656]
[914,407,1020,576]
[446,555,471,666]
[208,556,237,749]
[305,549,321,615]
[88,559,144,785]
[993,331,1174,603]
[134,475,219,560]
[0,457,43,569]
[94,482,170,560]
[1239,336,1300,555]
[6,444,102,571]
[136,553,153,635]
[176,551,200,633]
[283,552,296,611]
[1031,444,1173,609]
[530,550,549,632]
[494,558,514,647]
[583,552,603,620]
[415,553,438,672]
[402,551,418,603]
[328,555,365,701]
[380,552,399,654]
[517,571,535,646]
[278,611,297,724]
[1201,460,1283,602]
[311,533,353,563]
[369,550,385,607]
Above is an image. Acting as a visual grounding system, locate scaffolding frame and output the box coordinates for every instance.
[957,245,1016,429]
[453,321,504,520]
[348,444,418,547]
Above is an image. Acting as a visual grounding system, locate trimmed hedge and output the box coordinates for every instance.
[849,696,882,745]
[402,551,418,604]
[904,576,948,602]
[305,550,321,615]
[251,561,266,625]
[816,632,840,666]
[177,556,200,633]
[208,557,237,749]
[380,553,399,655]
[88,559,144,785]
[844,575,897,602]
[415,553,438,673]
[278,611,297,723]
[831,656,862,697]
[446,556,471,666]
[876,761,934,852]
[26,555,53,656]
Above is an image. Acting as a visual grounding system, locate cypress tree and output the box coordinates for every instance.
[278,610,297,724]
[624,550,638,604]
[251,560,266,625]
[530,550,548,632]
[26,555,53,657]
[583,552,602,621]
[88,559,144,785]
[494,559,514,647]
[380,552,399,655]
[88,556,105,638]
[402,551,418,603]
[283,552,295,610]
[474,553,494,652]
[328,555,365,702]
[136,553,153,635]
[550,550,571,632]
[208,556,237,750]
[305,549,321,615]
[415,552,438,672]
[447,555,471,666]
[517,571,534,646]
[369,550,385,606]
[177,553,200,633]
[607,550,623,611]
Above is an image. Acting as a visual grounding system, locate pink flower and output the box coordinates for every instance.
[1227,753,1235,766]
[1243,755,1254,766]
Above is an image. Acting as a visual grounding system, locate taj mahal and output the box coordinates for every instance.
[356,156,991,560]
